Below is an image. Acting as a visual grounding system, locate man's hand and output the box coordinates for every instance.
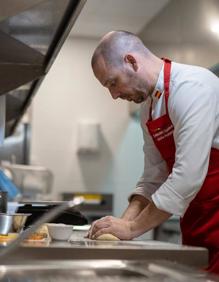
[87,216,134,240]
[87,201,172,240]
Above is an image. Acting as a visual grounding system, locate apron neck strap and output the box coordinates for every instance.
[163,58,171,116]
[148,97,153,120]
[148,58,172,121]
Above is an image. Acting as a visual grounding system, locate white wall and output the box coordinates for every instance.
[30,36,145,219]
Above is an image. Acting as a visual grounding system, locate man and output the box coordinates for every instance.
[88,30,219,273]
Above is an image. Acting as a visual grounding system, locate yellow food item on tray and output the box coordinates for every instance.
[0,225,50,243]
[26,224,49,241]
[37,224,49,235]
[27,232,46,241]
[0,233,18,242]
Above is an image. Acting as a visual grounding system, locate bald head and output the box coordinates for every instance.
[91,31,151,70]
[91,30,163,104]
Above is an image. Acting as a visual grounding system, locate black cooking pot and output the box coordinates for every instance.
[17,203,88,227]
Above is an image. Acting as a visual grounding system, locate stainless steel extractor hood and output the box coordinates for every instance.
[0,0,86,137]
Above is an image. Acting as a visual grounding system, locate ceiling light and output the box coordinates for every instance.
[210,22,219,34]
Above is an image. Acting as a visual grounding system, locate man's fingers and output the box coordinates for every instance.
[90,221,110,237]
[87,220,97,239]
[87,217,115,239]
[87,220,106,238]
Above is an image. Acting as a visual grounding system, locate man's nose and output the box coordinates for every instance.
[109,89,120,100]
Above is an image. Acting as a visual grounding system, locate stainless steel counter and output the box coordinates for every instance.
[0,259,217,282]
[0,230,208,268]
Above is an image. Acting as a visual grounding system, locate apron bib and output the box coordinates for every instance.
[146,59,219,274]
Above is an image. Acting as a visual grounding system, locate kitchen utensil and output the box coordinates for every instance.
[0,213,30,234]
[0,197,83,257]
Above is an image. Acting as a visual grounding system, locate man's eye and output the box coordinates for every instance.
[110,81,116,87]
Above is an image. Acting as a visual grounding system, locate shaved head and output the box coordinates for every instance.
[91,31,150,69]
[91,30,162,104]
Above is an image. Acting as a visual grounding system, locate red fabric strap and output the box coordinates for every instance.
[163,58,171,116]
[148,58,171,120]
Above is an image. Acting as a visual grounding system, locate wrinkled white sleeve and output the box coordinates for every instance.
[152,82,217,216]
[129,102,169,202]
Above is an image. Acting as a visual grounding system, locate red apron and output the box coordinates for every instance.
[146,59,219,274]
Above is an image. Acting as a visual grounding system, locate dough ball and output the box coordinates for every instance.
[96,233,120,241]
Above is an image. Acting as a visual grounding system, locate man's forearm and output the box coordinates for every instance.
[88,198,172,241]
[130,201,172,238]
[121,195,150,221]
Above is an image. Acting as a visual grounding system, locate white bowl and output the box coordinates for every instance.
[47,223,73,241]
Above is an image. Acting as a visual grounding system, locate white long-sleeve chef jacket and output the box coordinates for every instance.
[131,62,219,216]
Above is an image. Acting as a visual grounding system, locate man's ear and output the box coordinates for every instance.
[124,54,138,72]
